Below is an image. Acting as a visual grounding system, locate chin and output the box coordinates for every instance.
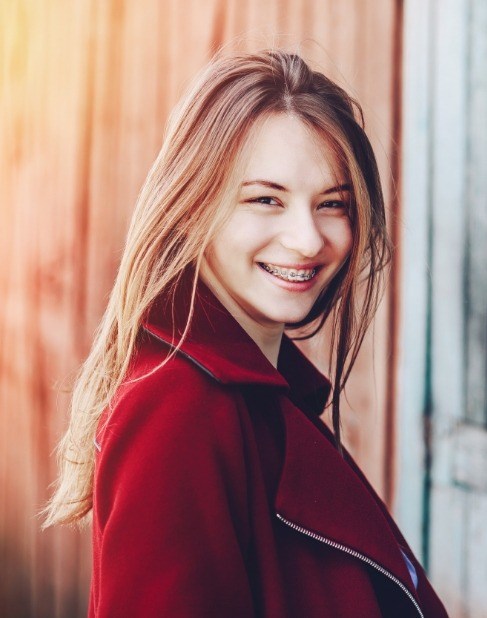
[284,303,316,323]
[282,316,309,327]
[264,309,312,327]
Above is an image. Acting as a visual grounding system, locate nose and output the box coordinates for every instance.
[278,208,325,258]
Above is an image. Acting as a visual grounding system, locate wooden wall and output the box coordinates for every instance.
[0,1,401,615]
[400,0,487,615]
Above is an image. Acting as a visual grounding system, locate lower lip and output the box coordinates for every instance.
[257,263,321,292]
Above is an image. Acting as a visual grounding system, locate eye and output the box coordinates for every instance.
[318,199,347,210]
[248,196,281,206]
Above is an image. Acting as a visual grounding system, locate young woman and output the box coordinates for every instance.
[45,49,448,617]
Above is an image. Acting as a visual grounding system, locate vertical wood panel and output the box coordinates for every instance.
[429,486,467,617]
[0,1,400,615]
[467,492,487,617]
[401,0,487,615]
[397,0,432,558]
[465,0,487,425]
[428,2,470,613]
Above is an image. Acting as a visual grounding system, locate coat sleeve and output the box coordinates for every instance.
[90,357,255,617]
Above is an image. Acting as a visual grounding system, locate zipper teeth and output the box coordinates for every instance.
[276,513,424,618]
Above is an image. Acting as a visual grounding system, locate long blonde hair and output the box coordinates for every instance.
[43,49,390,527]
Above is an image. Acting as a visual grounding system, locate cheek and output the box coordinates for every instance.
[323,219,354,261]
[215,215,274,259]
[204,230,257,278]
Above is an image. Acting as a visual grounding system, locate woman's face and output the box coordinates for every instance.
[201,113,353,336]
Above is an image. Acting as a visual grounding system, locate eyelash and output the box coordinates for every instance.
[248,196,346,210]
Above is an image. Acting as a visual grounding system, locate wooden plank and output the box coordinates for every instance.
[400,6,487,618]
[427,1,469,612]
[465,0,487,425]
[429,484,467,618]
[396,0,433,557]
[429,0,468,434]
[465,491,487,617]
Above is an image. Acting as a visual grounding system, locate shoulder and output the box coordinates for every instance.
[96,332,246,457]
[92,333,253,567]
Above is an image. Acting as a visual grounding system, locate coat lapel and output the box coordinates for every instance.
[275,397,421,604]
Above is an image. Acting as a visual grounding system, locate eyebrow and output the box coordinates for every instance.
[241,180,351,195]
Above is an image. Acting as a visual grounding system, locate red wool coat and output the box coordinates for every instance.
[89,278,448,617]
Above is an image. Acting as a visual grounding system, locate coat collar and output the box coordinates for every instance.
[143,272,422,609]
[143,273,332,415]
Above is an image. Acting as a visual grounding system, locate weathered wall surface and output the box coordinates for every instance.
[0,1,399,615]
[400,1,487,615]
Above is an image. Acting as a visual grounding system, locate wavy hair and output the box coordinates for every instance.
[43,48,390,527]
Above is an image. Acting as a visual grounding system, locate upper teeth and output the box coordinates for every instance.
[261,263,316,281]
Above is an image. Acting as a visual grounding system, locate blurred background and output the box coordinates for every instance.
[1,0,486,616]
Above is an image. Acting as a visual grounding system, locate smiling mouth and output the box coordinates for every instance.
[258,262,318,282]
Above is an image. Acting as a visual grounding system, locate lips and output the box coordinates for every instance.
[258,262,319,282]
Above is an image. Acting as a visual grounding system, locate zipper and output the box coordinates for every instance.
[276,513,424,618]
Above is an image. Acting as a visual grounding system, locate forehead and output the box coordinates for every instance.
[240,113,344,189]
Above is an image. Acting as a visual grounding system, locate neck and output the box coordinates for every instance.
[238,318,283,368]
[198,272,284,368]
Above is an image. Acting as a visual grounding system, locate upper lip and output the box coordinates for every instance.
[258,261,321,270]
